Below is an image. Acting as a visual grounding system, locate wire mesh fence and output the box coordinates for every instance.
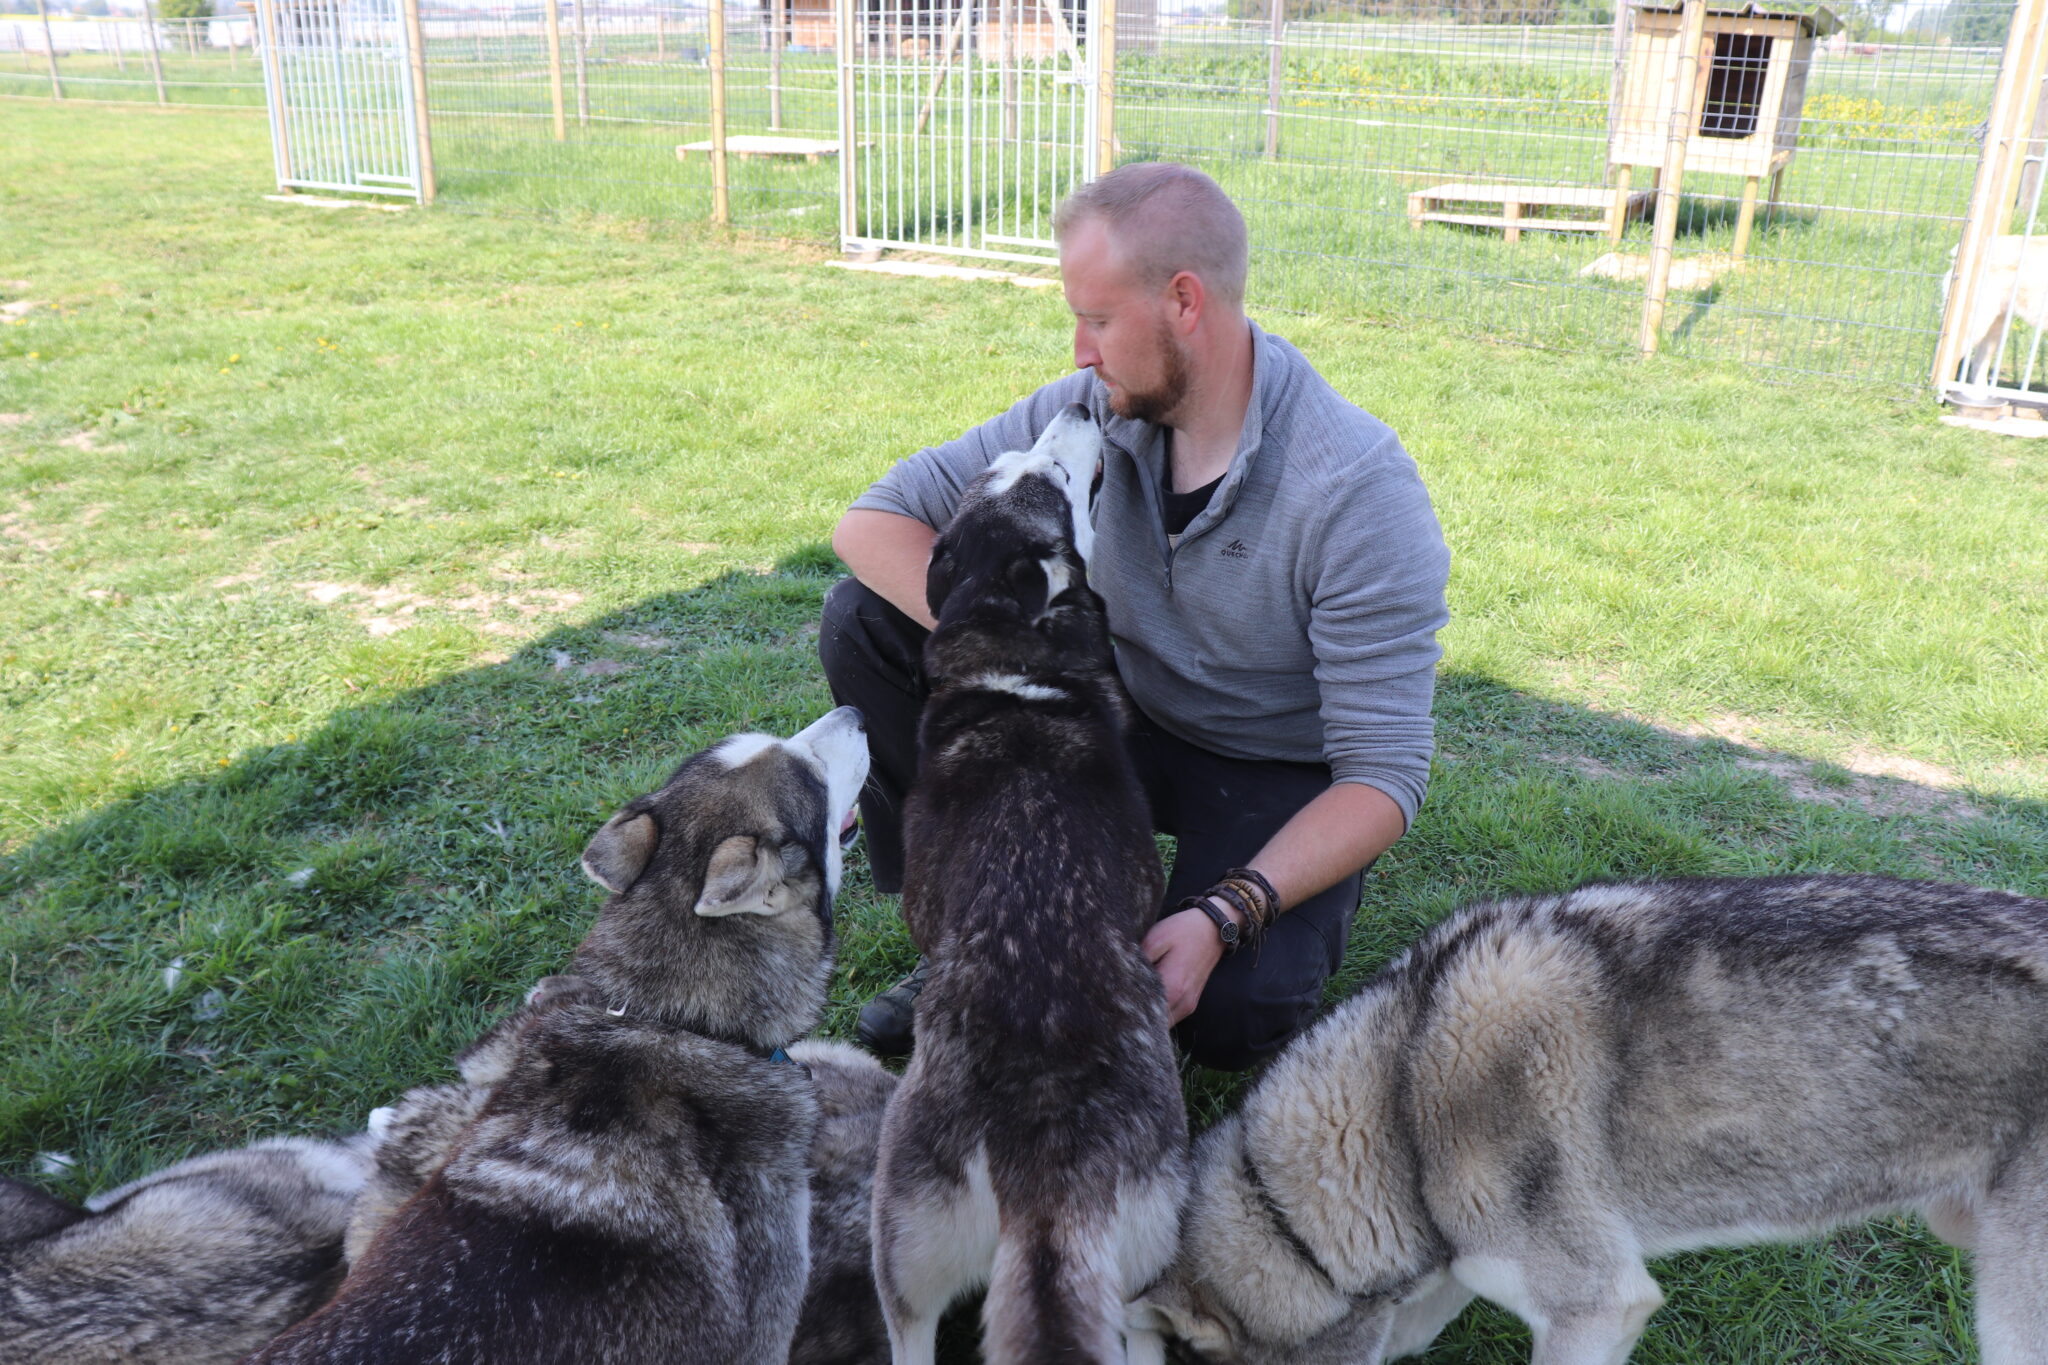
[1118,1,2007,385]
[418,0,841,232]
[1,15,265,106]
[6,0,2023,389]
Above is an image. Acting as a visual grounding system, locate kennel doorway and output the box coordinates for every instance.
[1938,0,2048,405]
[255,0,431,202]
[835,0,1107,263]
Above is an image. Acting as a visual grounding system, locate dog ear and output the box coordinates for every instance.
[694,835,794,917]
[1005,553,1050,621]
[581,812,658,894]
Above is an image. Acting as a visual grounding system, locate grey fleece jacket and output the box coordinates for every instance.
[850,322,1451,828]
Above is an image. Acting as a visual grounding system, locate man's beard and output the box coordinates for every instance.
[1108,319,1192,424]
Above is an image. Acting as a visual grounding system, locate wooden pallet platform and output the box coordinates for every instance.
[1407,182,1653,243]
[675,136,849,164]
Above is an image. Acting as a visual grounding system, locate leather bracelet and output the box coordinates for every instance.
[1206,883,1262,944]
[1176,893,1241,954]
[1222,866,1281,925]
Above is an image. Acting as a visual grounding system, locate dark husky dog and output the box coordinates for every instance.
[341,974,597,1267]
[0,1133,374,1364]
[871,405,1190,1365]
[248,708,870,1365]
[1131,875,2048,1365]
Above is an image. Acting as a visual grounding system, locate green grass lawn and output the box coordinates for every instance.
[3,99,2046,1361]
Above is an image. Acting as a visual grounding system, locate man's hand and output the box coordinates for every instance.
[1142,905,1232,1026]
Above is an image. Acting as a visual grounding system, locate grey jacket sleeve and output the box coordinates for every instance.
[1304,447,1452,829]
[848,371,1097,529]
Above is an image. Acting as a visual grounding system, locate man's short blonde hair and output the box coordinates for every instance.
[1054,162,1249,313]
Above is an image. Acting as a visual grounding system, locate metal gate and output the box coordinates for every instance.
[1938,0,2048,403]
[256,0,427,201]
[837,0,1101,262]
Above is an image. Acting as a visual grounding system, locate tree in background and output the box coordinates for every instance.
[1949,0,2016,47]
[158,0,212,20]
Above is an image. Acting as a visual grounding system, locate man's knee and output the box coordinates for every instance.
[1175,955,1328,1073]
[818,576,878,681]
[1172,902,1353,1072]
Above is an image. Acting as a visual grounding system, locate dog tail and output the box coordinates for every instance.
[0,1176,90,1244]
[982,1204,1125,1365]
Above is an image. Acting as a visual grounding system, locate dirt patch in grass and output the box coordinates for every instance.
[1730,753,1984,822]
[298,580,587,638]
[0,507,59,555]
[1541,717,1990,823]
[601,630,676,652]
[57,431,122,453]
[1539,752,1632,782]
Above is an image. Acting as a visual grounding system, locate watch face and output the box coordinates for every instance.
[1221,920,1239,943]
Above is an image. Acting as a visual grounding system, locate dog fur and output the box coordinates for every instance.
[1953,233,2048,389]
[0,1134,374,1363]
[871,405,1190,1365]
[248,709,870,1365]
[788,1038,898,1365]
[341,974,599,1266]
[1131,874,2048,1365]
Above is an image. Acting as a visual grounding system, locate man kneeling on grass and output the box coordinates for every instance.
[820,162,1450,1071]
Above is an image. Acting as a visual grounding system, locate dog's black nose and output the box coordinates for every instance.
[1062,402,1093,424]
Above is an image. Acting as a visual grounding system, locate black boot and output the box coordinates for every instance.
[855,958,930,1059]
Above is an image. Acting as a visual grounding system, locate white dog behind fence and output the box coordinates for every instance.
[1952,234,2048,392]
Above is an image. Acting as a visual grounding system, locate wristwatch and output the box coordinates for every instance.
[1192,897,1241,953]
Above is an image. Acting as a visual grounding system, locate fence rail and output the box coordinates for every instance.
[6,0,2030,393]
[1,14,266,106]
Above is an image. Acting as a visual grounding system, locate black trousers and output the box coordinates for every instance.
[817,577,1365,1072]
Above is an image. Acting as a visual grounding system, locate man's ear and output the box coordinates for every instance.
[1165,268,1206,334]
[694,836,794,917]
[581,812,657,894]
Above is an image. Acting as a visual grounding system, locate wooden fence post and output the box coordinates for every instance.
[1934,0,2048,391]
[142,0,167,104]
[1096,0,1117,175]
[111,18,127,73]
[401,0,436,204]
[256,0,292,182]
[1263,0,1285,160]
[836,0,857,246]
[710,0,730,227]
[34,0,62,100]
[769,0,784,130]
[571,0,589,126]
[1637,0,1707,356]
[545,0,567,139]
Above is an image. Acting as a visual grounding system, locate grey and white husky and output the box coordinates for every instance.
[0,1133,374,1363]
[872,406,1189,1364]
[1130,874,2048,1365]
[249,708,871,1365]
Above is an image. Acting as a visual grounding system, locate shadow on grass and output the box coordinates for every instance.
[2,546,2043,1234]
